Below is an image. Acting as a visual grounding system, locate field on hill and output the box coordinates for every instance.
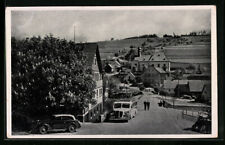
[97,37,164,59]
[97,36,211,62]
[98,38,146,59]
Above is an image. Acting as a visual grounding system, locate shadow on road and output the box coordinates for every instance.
[104,120,128,123]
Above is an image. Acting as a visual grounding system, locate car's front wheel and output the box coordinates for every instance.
[68,124,76,133]
[39,125,48,134]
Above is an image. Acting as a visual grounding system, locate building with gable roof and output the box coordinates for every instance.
[163,80,189,95]
[188,80,210,99]
[141,66,169,88]
[131,49,170,72]
[76,43,104,122]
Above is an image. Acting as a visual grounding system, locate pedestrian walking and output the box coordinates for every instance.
[144,100,147,111]
[146,100,150,110]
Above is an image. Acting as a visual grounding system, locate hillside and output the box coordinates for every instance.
[97,35,211,60]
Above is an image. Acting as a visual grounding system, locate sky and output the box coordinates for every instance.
[11,8,211,42]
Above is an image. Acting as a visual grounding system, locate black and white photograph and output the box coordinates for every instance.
[5,6,217,138]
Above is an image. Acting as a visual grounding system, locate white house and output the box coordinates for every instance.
[131,49,170,72]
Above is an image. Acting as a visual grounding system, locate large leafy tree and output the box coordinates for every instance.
[11,35,96,117]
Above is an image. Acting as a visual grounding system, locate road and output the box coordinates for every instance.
[54,92,196,135]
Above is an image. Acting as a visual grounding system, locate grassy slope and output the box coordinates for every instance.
[97,36,211,60]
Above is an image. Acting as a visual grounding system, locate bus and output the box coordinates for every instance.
[109,100,138,121]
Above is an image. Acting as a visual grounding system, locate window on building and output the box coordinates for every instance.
[158,64,160,67]
[152,64,154,67]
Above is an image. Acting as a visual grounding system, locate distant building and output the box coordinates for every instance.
[167,80,210,98]
[188,80,210,99]
[174,84,189,97]
[141,66,168,88]
[119,67,131,75]
[201,84,211,103]
[77,43,103,122]
[163,80,188,95]
[131,48,170,72]
[124,72,136,83]
[187,74,211,80]
[104,63,114,73]
[103,59,121,73]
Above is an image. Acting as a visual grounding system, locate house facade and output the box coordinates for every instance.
[77,43,104,122]
[131,51,171,72]
[141,66,168,89]
[163,80,189,96]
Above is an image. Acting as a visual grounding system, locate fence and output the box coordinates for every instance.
[181,109,203,122]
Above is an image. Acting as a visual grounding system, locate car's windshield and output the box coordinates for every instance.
[114,103,121,108]
[122,103,130,108]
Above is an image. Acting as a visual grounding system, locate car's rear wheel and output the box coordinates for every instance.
[39,125,48,134]
[68,124,76,133]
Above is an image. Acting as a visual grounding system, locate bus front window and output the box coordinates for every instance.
[114,103,121,108]
[122,103,130,108]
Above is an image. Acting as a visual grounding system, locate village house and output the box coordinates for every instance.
[174,84,189,97]
[188,80,210,99]
[131,47,170,72]
[141,66,168,89]
[77,43,104,122]
[103,59,121,73]
[163,80,189,96]
[165,80,210,99]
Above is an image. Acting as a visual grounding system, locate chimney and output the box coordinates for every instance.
[138,47,142,57]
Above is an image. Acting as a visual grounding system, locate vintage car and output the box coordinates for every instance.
[192,112,211,134]
[31,114,81,134]
[109,100,138,121]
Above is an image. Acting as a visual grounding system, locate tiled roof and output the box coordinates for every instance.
[134,52,168,62]
[76,43,102,73]
[163,80,188,89]
[154,67,166,74]
[149,52,168,61]
[134,55,151,61]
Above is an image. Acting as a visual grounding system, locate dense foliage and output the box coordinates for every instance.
[125,48,136,61]
[11,35,96,118]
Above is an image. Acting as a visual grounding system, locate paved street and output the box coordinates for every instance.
[52,92,196,135]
